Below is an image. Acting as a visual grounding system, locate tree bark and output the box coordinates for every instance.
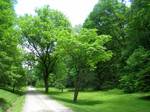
[73,70,81,102]
[44,77,49,93]
[12,84,15,93]
[73,85,79,102]
[43,71,49,93]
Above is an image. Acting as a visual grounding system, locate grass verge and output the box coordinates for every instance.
[38,88,150,112]
[0,87,26,112]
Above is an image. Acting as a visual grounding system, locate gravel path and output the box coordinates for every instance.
[23,87,73,112]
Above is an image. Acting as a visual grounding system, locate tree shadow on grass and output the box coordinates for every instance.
[0,87,25,95]
[38,90,62,95]
[51,96,103,105]
[0,98,10,111]
[0,98,6,106]
[139,95,150,101]
[49,91,62,95]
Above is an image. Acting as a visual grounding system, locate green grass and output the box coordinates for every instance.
[10,95,25,112]
[0,88,26,112]
[39,88,150,112]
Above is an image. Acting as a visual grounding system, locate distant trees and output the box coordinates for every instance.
[83,0,128,90]
[19,6,71,93]
[83,0,150,92]
[120,0,150,92]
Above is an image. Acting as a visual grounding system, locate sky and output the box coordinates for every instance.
[15,0,99,26]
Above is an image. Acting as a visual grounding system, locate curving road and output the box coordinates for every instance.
[23,87,73,112]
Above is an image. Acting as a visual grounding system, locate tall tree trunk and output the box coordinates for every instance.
[43,70,49,93]
[73,84,79,102]
[73,70,81,102]
[44,77,49,93]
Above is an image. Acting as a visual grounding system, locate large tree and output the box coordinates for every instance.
[57,28,112,102]
[19,6,70,93]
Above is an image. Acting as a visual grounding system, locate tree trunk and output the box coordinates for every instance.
[73,70,81,102]
[12,84,15,93]
[43,71,49,93]
[44,77,48,93]
[61,88,63,93]
[73,85,79,102]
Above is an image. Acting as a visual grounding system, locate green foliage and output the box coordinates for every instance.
[19,6,71,92]
[0,0,15,36]
[120,47,150,93]
[56,28,112,101]
[0,0,26,90]
[120,0,150,92]
[126,0,150,50]
[53,60,68,91]
[126,47,150,69]
[83,0,128,90]
[83,0,150,93]
[119,74,137,93]
[54,80,65,92]
[57,28,112,70]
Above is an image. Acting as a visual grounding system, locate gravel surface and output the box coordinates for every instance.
[23,87,73,112]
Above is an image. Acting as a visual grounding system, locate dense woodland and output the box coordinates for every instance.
[0,0,150,103]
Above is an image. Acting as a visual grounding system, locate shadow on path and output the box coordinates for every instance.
[25,89,41,95]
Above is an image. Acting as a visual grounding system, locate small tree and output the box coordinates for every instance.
[57,28,112,102]
[54,60,68,92]
[9,65,25,93]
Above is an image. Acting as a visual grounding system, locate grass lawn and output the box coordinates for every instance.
[0,88,26,112]
[39,88,150,112]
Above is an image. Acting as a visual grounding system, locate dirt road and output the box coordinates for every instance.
[23,87,73,112]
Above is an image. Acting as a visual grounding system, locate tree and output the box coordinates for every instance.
[53,59,68,92]
[0,0,26,91]
[120,0,150,92]
[120,47,150,92]
[57,28,112,102]
[19,6,70,93]
[0,0,15,37]
[83,0,128,90]
[0,0,15,84]
[0,27,26,91]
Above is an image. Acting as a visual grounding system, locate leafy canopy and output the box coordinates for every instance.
[57,28,112,70]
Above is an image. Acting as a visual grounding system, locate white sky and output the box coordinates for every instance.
[15,0,99,26]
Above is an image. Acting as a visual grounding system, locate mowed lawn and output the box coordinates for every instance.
[0,88,25,112]
[40,88,150,112]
